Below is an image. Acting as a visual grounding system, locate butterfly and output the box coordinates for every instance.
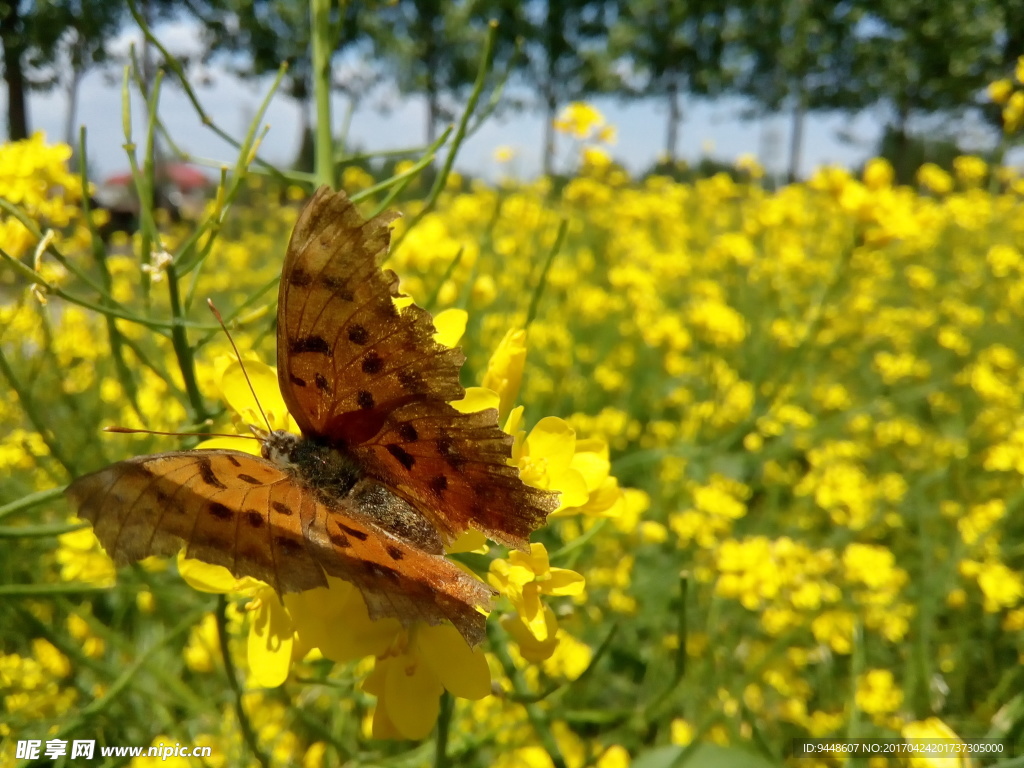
[65,186,558,646]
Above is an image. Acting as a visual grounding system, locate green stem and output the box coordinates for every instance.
[525,218,567,326]
[0,347,77,476]
[434,691,453,768]
[0,487,65,522]
[0,198,125,306]
[0,583,112,597]
[217,595,272,768]
[311,0,337,188]
[165,263,209,423]
[0,251,213,332]
[0,522,87,538]
[488,622,567,768]
[126,0,291,186]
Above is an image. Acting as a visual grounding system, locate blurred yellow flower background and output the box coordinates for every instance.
[2,115,1023,766]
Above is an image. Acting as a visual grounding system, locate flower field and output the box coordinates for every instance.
[1,126,1023,767]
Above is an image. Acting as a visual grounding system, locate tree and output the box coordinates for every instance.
[609,0,738,162]
[736,0,863,181]
[0,1,81,140]
[484,0,614,175]
[372,0,484,146]
[202,0,378,170]
[853,0,1003,179]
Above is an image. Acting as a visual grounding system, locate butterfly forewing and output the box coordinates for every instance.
[278,187,558,548]
[66,451,492,644]
[278,187,464,437]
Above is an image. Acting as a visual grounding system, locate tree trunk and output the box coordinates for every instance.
[542,87,556,176]
[1,1,30,140]
[64,53,84,147]
[292,97,315,174]
[893,99,911,183]
[426,79,438,147]
[787,87,806,183]
[665,79,681,162]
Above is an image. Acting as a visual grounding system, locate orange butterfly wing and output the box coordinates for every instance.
[65,451,492,644]
[277,186,557,548]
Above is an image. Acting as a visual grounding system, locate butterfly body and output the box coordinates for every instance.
[66,186,559,646]
[262,429,444,553]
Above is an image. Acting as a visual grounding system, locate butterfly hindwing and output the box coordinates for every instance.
[351,403,555,548]
[65,450,492,643]
[277,187,557,547]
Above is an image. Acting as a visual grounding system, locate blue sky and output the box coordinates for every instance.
[5,21,996,184]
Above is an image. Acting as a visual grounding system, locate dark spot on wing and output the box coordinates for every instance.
[386,545,404,561]
[245,510,265,528]
[430,475,448,494]
[321,275,352,300]
[275,536,305,556]
[329,532,351,549]
[361,353,384,374]
[237,474,261,485]
[271,501,293,516]
[368,563,401,582]
[357,390,375,409]
[127,463,157,480]
[289,268,312,287]
[197,458,227,489]
[397,369,423,392]
[290,335,332,356]
[348,325,369,345]
[396,422,418,442]
[224,455,241,468]
[208,502,233,520]
[315,373,331,393]
[338,522,369,541]
[437,438,466,471]
[290,373,308,388]
[386,444,416,471]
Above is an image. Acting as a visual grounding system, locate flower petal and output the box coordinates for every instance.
[447,529,489,554]
[525,417,576,473]
[418,624,491,700]
[545,568,586,596]
[433,308,468,348]
[481,328,527,418]
[284,578,400,663]
[504,406,527,462]
[178,552,261,594]
[569,447,610,492]
[384,654,444,739]
[501,610,559,662]
[194,436,261,455]
[247,591,294,688]
[452,386,499,415]
[551,467,590,509]
[220,360,292,432]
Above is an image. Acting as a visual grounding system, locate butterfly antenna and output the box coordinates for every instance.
[206,298,274,434]
[104,426,259,440]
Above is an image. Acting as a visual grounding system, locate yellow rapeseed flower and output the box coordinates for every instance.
[988,78,1014,104]
[554,102,606,140]
[489,542,585,643]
